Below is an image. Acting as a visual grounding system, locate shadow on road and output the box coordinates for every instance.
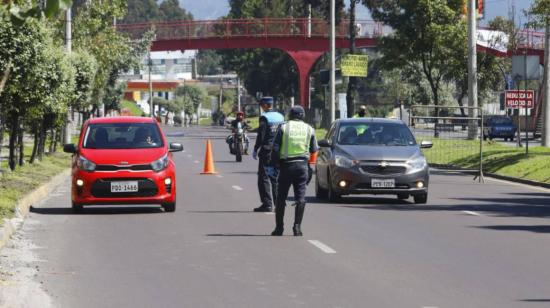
[30,206,163,215]
[475,225,550,234]
[188,210,254,214]
[519,299,550,302]
[206,233,272,237]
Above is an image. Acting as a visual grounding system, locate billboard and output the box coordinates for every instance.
[340,55,369,77]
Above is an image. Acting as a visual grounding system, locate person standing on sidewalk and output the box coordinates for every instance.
[270,106,318,236]
[252,97,284,212]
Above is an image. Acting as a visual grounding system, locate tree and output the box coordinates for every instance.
[197,50,222,76]
[362,0,466,110]
[159,0,193,21]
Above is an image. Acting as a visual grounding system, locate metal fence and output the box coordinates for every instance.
[409,105,484,182]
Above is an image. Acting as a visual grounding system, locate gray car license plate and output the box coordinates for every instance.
[371,178,395,188]
[111,181,139,193]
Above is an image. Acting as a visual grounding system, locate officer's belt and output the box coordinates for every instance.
[280,157,308,163]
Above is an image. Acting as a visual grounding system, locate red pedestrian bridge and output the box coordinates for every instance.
[117,18,545,109]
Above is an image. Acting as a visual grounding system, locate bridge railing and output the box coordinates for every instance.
[116,18,386,41]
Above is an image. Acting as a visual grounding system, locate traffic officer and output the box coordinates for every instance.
[353,105,368,118]
[271,106,318,236]
[252,97,284,212]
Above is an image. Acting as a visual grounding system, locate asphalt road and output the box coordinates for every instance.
[2,125,550,308]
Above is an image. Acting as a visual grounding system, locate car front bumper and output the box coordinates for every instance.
[71,167,176,205]
[330,165,429,196]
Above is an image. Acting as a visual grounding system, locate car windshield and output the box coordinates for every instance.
[83,123,164,149]
[489,117,513,125]
[337,122,416,146]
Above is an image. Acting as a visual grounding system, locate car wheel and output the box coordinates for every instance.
[413,193,428,204]
[162,202,176,212]
[327,174,341,203]
[315,173,328,199]
[397,194,409,200]
[72,202,83,213]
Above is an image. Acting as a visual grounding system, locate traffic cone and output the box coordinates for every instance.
[201,139,217,175]
[308,151,318,165]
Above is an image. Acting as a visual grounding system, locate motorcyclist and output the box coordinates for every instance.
[226,111,251,154]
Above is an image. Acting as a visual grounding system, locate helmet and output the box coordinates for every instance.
[236,111,244,118]
[359,105,367,111]
[289,106,305,120]
[259,96,274,105]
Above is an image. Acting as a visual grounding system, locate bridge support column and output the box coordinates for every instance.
[286,50,324,108]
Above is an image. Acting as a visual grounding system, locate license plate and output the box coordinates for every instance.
[110,181,139,193]
[371,178,395,188]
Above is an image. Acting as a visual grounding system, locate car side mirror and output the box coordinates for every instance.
[420,141,433,149]
[63,143,77,154]
[169,142,184,152]
[318,139,331,147]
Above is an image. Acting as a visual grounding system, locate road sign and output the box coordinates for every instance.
[341,55,368,77]
[505,90,535,109]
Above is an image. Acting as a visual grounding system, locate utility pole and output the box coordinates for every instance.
[237,78,241,112]
[307,4,312,38]
[467,0,479,140]
[543,21,550,146]
[148,51,154,118]
[63,7,72,145]
[329,0,336,124]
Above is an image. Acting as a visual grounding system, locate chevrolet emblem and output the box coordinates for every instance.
[120,161,129,165]
[378,161,389,168]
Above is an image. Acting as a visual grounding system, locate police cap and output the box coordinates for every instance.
[259,96,274,105]
[289,106,305,120]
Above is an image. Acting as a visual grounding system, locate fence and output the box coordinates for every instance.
[409,105,484,182]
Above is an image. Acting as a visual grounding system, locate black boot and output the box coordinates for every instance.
[293,203,305,236]
[271,204,285,236]
[254,205,272,212]
[292,224,302,236]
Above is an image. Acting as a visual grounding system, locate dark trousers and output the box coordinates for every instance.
[275,161,308,227]
[257,158,278,208]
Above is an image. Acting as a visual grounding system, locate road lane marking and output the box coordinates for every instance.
[232,185,243,191]
[194,160,200,164]
[265,212,274,215]
[216,174,223,178]
[308,240,336,254]
[462,210,481,216]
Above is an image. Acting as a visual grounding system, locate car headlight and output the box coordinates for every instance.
[334,155,355,168]
[151,154,169,172]
[77,156,96,172]
[407,156,427,173]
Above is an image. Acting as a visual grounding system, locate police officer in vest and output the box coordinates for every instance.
[271,106,318,236]
[252,97,285,212]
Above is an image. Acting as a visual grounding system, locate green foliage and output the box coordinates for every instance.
[70,50,97,111]
[121,100,144,116]
[121,0,193,23]
[527,0,550,28]
[175,85,206,115]
[363,0,466,107]
[197,50,222,76]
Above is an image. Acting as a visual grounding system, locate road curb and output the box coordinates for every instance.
[0,169,70,251]
[484,172,550,189]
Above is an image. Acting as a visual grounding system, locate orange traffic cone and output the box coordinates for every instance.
[201,139,217,175]
[308,151,318,165]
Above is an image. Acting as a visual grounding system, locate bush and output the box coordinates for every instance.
[173,115,182,126]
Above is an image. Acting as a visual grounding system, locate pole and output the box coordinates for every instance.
[467,0,478,140]
[148,51,154,118]
[543,21,550,147]
[329,0,336,123]
[237,78,241,112]
[63,8,72,145]
[528,46,534,155]
[307,4,312,38]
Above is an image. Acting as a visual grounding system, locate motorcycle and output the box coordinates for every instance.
[228,122,247,162]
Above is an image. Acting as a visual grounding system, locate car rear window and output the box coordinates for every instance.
[83,123,164,149]
[489,117,513,125]
[337,122,416,146]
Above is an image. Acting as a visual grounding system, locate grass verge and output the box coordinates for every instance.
[0,152,70,223]
[120,100,144,116]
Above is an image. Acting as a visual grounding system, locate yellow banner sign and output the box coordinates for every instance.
[341,55,368,77]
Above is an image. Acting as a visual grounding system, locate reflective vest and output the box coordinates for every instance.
[280,120,314,160]
[260,111,285,147]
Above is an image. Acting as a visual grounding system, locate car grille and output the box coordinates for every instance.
[360,165,407,176]
[95,164,153,171]
[91,178,158,198]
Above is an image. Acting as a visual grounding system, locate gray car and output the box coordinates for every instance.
[315,118,433,204]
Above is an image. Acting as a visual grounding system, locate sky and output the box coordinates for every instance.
[179,0,535,27]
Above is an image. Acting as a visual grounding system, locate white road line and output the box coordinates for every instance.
[462,210,481,216]
[264,212,274,215]
[232,185,243,191]
[216,174,223,178]
[308,240,337,254]
[194,160,200,164]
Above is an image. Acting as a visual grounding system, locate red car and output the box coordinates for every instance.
[63,116,183,212]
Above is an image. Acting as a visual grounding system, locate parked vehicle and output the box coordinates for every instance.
[315,118,432,204]
[483,115,516,141]
[63,116,183,212]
